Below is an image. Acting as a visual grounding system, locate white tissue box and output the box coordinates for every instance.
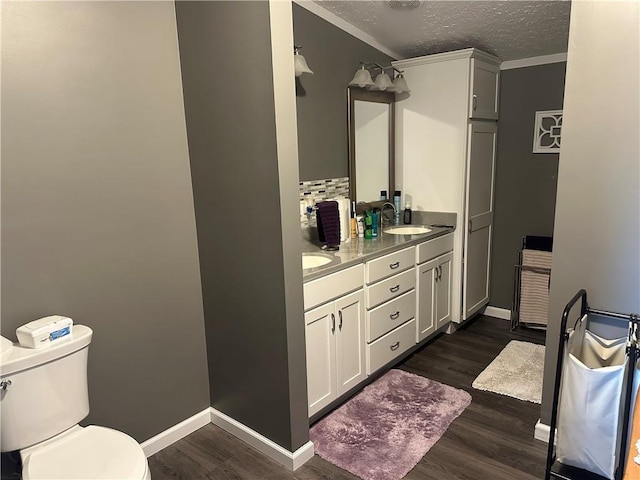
[16,315,73,349]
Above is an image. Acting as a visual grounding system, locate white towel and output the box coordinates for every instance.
[334,197,351,243]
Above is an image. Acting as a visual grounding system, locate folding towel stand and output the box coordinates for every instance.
[545,289,640,480]
[511,235,553,331]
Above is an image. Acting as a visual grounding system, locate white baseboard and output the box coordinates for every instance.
[210,407,315,471]
[140,407,211,457]
[535,419,556,444]
[483,306,511,321]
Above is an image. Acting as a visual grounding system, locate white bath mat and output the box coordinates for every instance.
[472,340,545,404]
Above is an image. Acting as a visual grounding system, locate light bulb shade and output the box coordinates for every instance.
[349,67,375,88]
[294,53,313,77]
[392,75,411,93]
[373,72,394,91]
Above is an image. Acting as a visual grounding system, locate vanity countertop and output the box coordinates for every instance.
[302,225,455,282]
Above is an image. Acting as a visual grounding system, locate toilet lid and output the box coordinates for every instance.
[22,425,148,480]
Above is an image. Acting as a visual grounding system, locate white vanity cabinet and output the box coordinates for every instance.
[416,234,454,342]
[393,48,499,324]
[304,265,366,417]
[364,247,417,375]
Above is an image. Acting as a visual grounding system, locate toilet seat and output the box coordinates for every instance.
[22,425,149,480]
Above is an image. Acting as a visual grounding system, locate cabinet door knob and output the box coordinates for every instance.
[389,261,400,270]
[338,310,343,330]
[390,285,400,293]
[389,311,400,320]
[331,313,335,333]
[390,341,400,351]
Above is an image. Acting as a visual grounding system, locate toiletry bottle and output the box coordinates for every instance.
[356,215,364,238]
[393,190,401,225]
[380,190,387,201]
[364,211,373,239]
[350,201,357,237]
[403,202,412,224]
[372,210,379,237]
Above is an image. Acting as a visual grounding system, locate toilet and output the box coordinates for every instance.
[0,325,150,479]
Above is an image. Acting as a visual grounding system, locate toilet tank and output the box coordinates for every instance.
[0,325,93,452]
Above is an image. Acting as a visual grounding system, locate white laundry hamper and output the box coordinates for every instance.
[556,317,628,479]
[545,290,640,480]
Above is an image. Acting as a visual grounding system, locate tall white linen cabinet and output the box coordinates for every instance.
[393,48,500,324]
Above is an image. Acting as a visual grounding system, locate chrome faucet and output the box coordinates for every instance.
[380,202,397,227]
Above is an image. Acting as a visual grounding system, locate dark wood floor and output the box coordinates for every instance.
[149,315,548,480]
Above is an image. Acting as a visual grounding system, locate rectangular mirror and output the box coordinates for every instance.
[348,87,395,205]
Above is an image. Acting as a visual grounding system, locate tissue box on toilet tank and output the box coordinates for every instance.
[16,315,73,348]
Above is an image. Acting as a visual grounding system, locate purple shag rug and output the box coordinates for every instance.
[309,369,472,480]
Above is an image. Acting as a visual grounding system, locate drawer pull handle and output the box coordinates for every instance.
[389,261,400,270]
[390,341,400,351]
[389,311,400,320]
[389,285,400,293]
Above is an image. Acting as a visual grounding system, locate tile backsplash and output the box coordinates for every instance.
[299,177,349,227]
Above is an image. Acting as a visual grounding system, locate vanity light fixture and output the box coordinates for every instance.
[392,73,411,94]
[349,62,410,94]
[349,64,376,88]
[294,46,313,77]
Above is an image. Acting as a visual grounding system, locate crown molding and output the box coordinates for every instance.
[293,0,402,60]
[393,48,500,69]
[500,52,567,70]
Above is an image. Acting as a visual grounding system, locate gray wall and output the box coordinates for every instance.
[1,1,210,442]
[540,1,639,424]
[293,4,394,181]
[175,1,308,452]
[490,62,566,309]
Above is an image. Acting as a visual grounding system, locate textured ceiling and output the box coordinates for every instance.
[310,0,572,61]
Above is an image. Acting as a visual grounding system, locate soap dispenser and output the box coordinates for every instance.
[403,202,412,224]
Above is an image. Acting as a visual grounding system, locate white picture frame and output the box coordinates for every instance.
[533,110,563,153]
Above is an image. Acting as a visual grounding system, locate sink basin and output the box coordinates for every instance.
[302,253,333,270]
[383,225,432,235]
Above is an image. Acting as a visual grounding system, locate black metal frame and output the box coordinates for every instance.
[545,289,640,480]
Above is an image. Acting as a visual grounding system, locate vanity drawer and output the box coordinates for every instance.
[416,233,454,264]
[303,264,364,311]
[366,268,415,309]
[367,318,416,375]
[366,290,416,342]
[366,246,416,284]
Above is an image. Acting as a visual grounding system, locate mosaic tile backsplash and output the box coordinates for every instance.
[299,177,350,227]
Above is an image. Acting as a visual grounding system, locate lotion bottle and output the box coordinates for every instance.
[372,210,379,237]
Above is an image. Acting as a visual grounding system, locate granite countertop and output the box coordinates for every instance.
[301,214,456,282]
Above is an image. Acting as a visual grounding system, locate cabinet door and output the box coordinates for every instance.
[469,59,499,120]
[416,258,437,342]
[305,302,337,417]
[463,121,497,319]
[435,252,453,328]
[335,289,366,396]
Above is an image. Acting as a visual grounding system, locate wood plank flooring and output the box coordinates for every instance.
[149,315,548,480]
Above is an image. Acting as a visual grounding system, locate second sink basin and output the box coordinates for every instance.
[302,253,333,270]
[384,225,432,235]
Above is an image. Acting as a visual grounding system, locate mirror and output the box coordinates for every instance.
[348,87,395,205]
